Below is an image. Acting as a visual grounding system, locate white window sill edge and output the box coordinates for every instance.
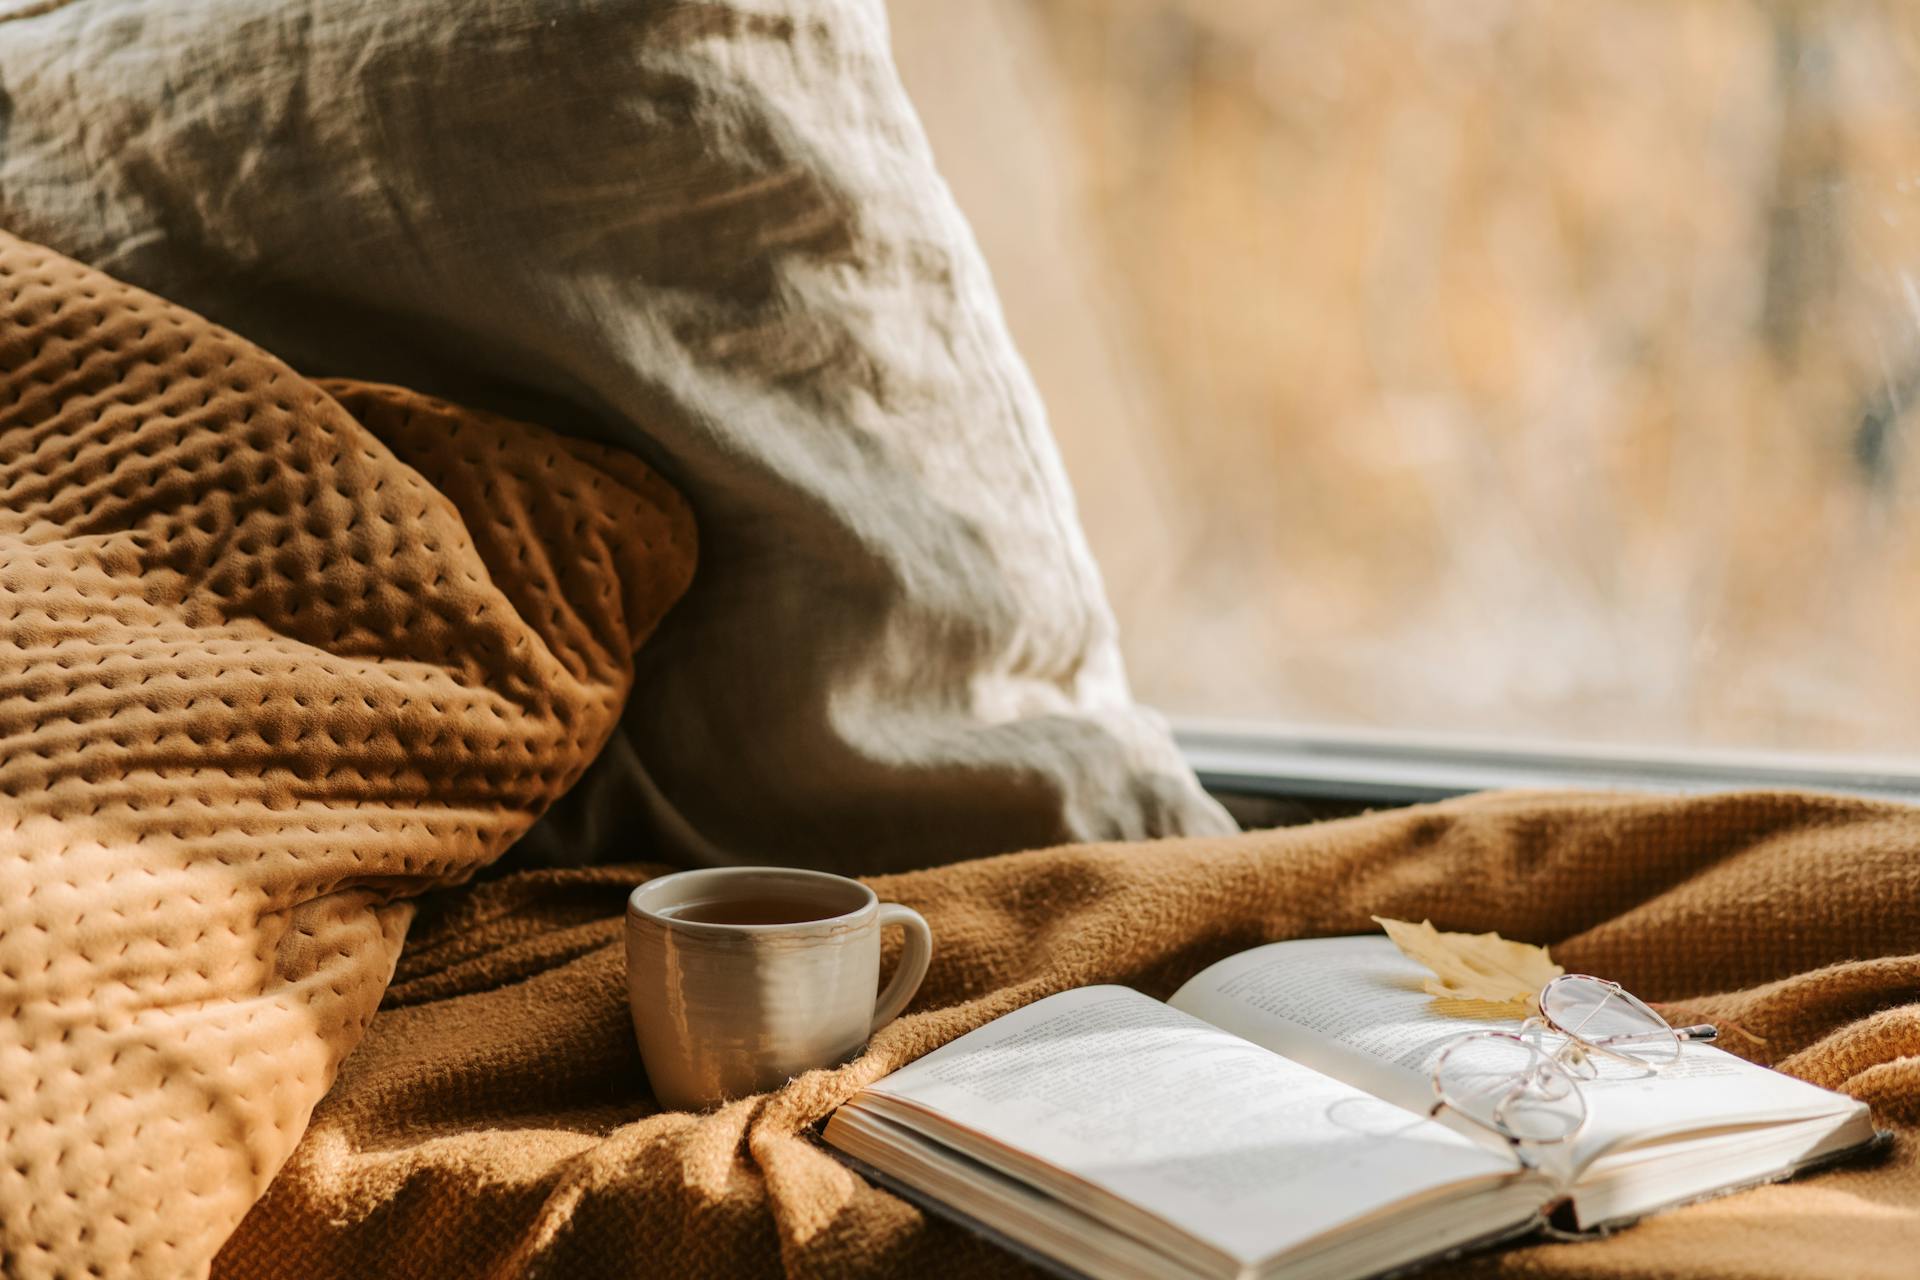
[1172,717,1920,806]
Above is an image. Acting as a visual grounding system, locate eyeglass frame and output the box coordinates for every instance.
[1427,973,1719,1154]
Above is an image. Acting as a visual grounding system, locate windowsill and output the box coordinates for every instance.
[1174,718,1920,807]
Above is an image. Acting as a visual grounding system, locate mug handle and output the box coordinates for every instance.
[870,903,933,1033]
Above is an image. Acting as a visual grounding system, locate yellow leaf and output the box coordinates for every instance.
[1372,916,1562,1011]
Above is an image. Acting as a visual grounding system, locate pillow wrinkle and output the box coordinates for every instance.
[0,0,1233,874]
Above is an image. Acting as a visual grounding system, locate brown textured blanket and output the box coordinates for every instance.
[0,233,694,1279]
[217,790,1919,1279]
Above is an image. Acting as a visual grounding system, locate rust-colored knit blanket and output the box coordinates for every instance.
[219,790,1918,1279]
[0,233,695,1278]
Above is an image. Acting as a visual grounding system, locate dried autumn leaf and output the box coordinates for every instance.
[1372,916,1563,1011]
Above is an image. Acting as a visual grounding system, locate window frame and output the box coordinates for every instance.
[1175,718,1920,807]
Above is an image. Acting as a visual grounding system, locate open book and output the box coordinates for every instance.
[823,935,1877,1280]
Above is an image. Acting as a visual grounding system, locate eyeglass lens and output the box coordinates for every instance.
[1432,1032,1586,1142]
[1540,976,1680,1064]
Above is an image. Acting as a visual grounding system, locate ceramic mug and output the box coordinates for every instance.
[624,866,934,1110]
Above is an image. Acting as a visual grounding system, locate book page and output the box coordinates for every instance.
[856,985,1526,1269]
[1169,935,1859,1170]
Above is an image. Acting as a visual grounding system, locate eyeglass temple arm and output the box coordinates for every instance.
[1592,1023,1719,1047]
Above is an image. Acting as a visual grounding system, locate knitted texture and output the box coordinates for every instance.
[219,789,1919,1279]
[0,233,695,1279]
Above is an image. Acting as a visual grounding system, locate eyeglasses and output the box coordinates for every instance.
[1428,974,1719,1150]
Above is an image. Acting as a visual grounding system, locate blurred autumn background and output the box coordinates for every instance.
[891,0,1920,757]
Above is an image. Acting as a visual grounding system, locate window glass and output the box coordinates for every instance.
[893,0,1920,754]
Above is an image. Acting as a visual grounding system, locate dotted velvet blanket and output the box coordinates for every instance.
[218,790,1918,1280]
[0,233,695,1279]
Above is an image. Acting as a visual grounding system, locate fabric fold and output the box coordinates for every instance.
[0,233,696,1280]
[223,789,1920,1279]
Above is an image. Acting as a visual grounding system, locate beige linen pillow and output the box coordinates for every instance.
[0,0,1234,871]
[0,233,695,1279]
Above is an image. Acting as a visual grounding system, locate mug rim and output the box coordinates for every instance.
[626,866,878,936]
